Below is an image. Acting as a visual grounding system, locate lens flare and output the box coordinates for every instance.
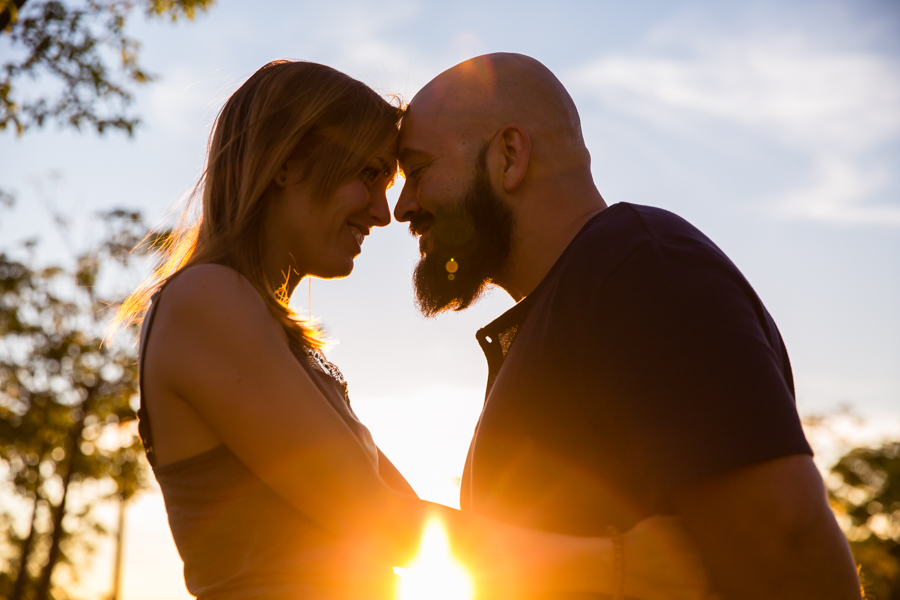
[394,519,473,600]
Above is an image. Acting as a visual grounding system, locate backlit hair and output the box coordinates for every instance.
[116,60,403,348]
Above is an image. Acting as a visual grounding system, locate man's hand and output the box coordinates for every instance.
[670,454,861,600]
[624,515,714,600]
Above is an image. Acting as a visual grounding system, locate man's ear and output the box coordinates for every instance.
[492,124,530,193]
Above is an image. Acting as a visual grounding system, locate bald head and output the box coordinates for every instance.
[407,53,588,170]
[395,53,606,305]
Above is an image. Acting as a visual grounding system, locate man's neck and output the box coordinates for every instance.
[499,188,607,302]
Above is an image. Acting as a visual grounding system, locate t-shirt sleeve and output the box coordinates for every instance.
[579,240,812,497]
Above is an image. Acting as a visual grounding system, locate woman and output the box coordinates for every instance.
[118,60,709,600]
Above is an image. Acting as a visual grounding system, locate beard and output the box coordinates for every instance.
[412,148,515,317]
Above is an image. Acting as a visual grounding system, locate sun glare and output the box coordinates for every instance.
[394,519,474,600]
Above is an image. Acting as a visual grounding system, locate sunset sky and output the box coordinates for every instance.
[2,0,899,598]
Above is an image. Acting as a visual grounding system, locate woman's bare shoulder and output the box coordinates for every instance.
[159,264,275,328]
[148,264,292,398]
[149,264,288,362]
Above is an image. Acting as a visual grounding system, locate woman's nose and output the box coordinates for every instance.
[368,189,391,227]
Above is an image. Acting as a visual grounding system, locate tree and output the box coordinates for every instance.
[0,210,160,600]
[1,0,215,136]
[0,3,211,596]
[828,441,900,600]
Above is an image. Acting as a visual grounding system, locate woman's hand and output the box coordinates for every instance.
[623,516,717,600]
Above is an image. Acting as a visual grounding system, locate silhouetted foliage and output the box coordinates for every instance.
[0,210,158,600]
[0,0,215,136]
[0,3,209,594]
[829,442,900,600]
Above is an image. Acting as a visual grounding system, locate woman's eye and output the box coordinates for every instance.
[361,167,380,185]
[384,167,398,190]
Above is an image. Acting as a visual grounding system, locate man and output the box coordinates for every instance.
[394,53,861,599]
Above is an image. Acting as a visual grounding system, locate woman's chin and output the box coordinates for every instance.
[314,259,356,280]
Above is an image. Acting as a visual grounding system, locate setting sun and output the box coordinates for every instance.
[394,519,474,600]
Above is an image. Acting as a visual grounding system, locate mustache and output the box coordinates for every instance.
[408,211,434,236]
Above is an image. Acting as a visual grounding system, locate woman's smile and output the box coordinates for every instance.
[348,223,369,250]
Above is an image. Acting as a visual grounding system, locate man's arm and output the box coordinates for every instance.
[670,453,861,600]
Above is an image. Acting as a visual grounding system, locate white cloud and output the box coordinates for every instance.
[774,154,899,225]
[291,2,487,102]
[321,8,415,75]
[294,0,435,99]
[139,1,488,138]
[442,30,487,67]
[144,65,240,137]
[570,28,900,225]
[141,0,429,137]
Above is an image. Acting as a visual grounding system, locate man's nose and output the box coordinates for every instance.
[394,179,419,223]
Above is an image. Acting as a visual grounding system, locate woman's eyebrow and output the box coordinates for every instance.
[374,155,399,175]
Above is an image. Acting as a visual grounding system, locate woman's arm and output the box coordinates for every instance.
[150,265,706,598]
[377,448,419,497]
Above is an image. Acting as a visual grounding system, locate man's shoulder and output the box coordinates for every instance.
[577,203,717,253]
[555,202,725,285]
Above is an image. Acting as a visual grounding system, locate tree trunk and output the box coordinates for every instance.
[0,0,28,32]
[34,405,88,600]
[110,496,126,600]
[10,492,41,600]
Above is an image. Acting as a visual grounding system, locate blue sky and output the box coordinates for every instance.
[2,0,899,597]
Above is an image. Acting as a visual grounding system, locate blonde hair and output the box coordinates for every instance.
[116,60,403,348]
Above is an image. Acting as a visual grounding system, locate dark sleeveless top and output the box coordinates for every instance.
[137,276,415,599]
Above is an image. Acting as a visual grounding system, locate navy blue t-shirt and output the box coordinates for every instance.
[460,203,812,536]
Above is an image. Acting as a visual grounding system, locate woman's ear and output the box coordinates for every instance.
[495,124,531,193]
[274,162,290,188]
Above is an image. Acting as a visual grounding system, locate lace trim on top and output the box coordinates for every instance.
[301,346,350,404]
[498,324,520,357]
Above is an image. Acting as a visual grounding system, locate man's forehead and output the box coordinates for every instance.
[398,146,432,165]
[400,90,484,162]
[399,104,448,161]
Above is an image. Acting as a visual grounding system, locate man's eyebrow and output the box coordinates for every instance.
[398,148,433,167]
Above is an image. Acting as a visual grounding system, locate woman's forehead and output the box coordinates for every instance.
[374,139,400,169]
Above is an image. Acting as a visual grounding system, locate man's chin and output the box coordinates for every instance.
[411,145,513,316]
[413,257,489,318]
